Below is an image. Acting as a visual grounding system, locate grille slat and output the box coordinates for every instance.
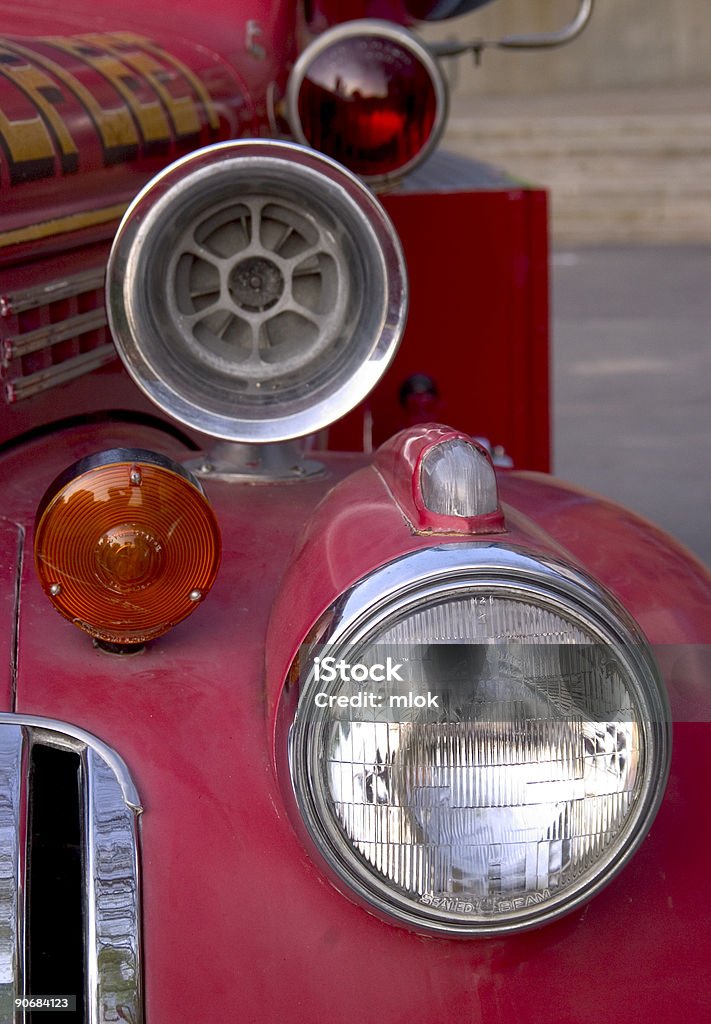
[0,268,115,404]
[4,347,117,404]
[2,310,108,364]
[0,271,106,318]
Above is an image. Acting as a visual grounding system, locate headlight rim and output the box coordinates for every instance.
[286,543,671,936]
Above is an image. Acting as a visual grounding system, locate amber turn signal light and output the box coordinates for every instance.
[34,448,221,646]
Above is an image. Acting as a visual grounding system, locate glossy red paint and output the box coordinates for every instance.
[266,427,711,732]
[3,419,711,1023]
[328,187,551,471]
[1,4,549,473]
[2,2,709,1020]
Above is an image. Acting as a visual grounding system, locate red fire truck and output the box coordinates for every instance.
[1,1,709,1021]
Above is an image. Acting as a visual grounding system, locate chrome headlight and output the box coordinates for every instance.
[288,546,671,935]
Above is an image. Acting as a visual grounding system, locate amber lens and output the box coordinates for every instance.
[34,452,221,644]
[296,32,440,180]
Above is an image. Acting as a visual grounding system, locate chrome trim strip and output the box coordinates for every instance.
[0,726,26,1023]
[311,544,655,652]
[498,0,594,49]
[431,0,594,58]
[4,345,117,403]
[0,717,141,811]
[0,716,142,1022]
[0,269,106,318]
[2,308,107,364]
[84,748,142,1024]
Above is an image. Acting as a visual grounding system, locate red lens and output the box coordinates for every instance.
[294,28,443,181]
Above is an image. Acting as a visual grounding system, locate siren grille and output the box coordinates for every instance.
[107,141,407,442]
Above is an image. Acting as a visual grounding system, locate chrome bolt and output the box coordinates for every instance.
[189,589,202,602]
[49,583,61,596]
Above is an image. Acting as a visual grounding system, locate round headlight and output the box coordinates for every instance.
[287,546,670,935]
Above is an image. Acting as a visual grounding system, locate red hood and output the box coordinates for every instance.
[0,0,297,265]
[2,418,710,1023]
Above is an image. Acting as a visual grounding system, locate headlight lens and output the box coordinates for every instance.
[288,547,670,934]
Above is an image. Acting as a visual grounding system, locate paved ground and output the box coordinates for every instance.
[551,245,711,568]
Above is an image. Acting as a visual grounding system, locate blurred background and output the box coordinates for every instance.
[421,0,711,566]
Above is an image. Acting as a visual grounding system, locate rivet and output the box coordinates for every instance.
[49,583,61,596]
[189,589,202,602]
[129,468,142,486]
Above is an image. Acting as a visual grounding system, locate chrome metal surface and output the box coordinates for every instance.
[185,440,324,482]
[11,717,142,811]
[84,747,142,1024]
[0,727,26,1024]
[0,269,105,318]
[107,140,407,443]
[1,265,112,404]
[286,19,449,187]
[0,716,142,1021]
[432,0,594,58]
[287,543,670,935]
[1,309,107,365]
[498,0,594,49]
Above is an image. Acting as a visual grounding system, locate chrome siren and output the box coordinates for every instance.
[106,140,408,442]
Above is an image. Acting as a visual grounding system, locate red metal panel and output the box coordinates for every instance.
[327,188,551,471]
[0,32,253,265]
[0,0,300,264]
[3,422,711,1023]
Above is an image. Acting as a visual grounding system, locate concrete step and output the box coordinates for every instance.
[440,90,711,243]
[548,195,711,244]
